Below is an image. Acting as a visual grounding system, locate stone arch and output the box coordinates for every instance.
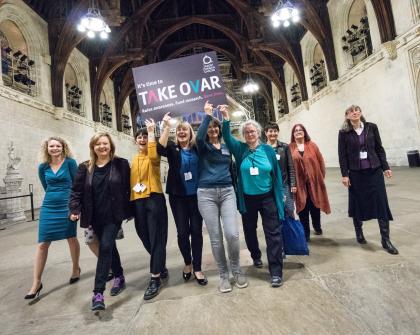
[0,3,49,99]
[339,0,381,69]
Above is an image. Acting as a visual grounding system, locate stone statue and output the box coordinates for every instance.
[7,142,21,171]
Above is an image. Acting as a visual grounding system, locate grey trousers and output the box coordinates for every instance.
[197,186,241,278]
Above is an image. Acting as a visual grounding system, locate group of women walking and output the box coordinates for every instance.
[24,102,398,311]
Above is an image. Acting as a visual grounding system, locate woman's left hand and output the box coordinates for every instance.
[384,170,392,178]
[145,118,156,133]
[218,104,229,120]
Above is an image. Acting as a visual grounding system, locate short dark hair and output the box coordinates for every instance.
[134,127,148,139]
[264,122,279,132]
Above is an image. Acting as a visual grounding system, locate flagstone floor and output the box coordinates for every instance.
[1,167,419,335]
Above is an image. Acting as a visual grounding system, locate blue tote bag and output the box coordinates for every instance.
[282,216,309,255]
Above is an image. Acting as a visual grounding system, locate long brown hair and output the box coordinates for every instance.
[40,136,73,163]
[341,105,367,132]
[290,124,311,143]
[87,132,116,172]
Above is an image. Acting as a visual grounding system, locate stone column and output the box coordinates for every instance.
[411,0,420,23]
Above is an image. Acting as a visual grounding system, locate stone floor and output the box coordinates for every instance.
[1,167,419,335]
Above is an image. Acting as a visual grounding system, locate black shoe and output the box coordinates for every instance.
[253,259,263,268]
[182,271,192,281]
[144,278,161,300]
[194,272,208,286]
[356,231,367,244]
[160,268,169,279]
[24,283,43,299]
[271,276,283,288]
[69,267,81,284]
[314,229,323,235]
[381,239,399,255]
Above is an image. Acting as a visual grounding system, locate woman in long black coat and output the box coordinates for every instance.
[338,105,398,254]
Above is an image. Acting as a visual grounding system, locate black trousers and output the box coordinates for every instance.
[134,193,168,275]
[169,194,203,272]
[298,195,321,240]
[93,222,123,294]
[241,192,283,277]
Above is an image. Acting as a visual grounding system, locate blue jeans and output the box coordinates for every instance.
[197,186,241,278]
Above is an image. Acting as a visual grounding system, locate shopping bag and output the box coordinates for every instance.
[282,216,309,255]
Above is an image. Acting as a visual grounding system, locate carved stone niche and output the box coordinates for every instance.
[382,40,398,60]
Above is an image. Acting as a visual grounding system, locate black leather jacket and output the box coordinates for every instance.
[338,122,390,177]
[69,157,131,228]
[271,140,296,188]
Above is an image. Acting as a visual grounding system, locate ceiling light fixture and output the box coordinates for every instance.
[271,0,300,28]
[242,75,259,94]
[77,0,111,39]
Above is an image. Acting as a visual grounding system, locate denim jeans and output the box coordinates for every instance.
[93,223,123,294]
[197,186,241,278]
[169,194,203,272]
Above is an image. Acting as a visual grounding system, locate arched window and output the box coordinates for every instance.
[64,63,84,116]
[99,91,112,128]
[309,44,327,94]
[0,20,36,96]
[290,73,301,108]
[341,0,373,67]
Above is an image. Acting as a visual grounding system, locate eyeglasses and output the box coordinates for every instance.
[294,128,303,133]
[244,130,257,135]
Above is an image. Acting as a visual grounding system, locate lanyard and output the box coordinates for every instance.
[137,154,145,184]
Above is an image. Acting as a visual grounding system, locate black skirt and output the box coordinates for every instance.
[348,167,393,221]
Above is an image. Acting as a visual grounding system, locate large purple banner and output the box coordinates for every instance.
[132,51,227,123]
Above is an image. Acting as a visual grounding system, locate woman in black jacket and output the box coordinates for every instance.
[157,112,207,285]
[69,132,131,311]
[338,105,398,254]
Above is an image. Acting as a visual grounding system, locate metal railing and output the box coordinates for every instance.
[0,184,35,221]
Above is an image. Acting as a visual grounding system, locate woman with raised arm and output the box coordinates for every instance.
[338,105,398,254]
[25,137,80,300]
[157,113,207,285]
[196,102,248,293]
[221,107,285,288]
[131,119,168,301]
[69,132,130,311]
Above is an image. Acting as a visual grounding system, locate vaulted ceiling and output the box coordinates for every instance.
[23,0,396,131]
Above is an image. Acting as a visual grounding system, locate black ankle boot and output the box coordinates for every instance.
[353,219,366,244]
[378,219,399,255]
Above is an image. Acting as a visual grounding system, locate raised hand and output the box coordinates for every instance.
[162,112,171,128]
[218,104,229,120]
[145,118,156,133]
[204,101,213,115]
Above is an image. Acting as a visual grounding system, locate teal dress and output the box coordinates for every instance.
[38,158,78,242]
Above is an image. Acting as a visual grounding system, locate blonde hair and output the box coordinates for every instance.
[341,105,367,132]
[40,136,73,163]
[88,132,116,172]
[175,121,196,147]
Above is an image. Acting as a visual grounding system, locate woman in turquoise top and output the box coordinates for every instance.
[25,137,80,299]
[221,108,285,288]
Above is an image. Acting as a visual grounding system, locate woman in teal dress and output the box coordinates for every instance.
[25,137,81,299]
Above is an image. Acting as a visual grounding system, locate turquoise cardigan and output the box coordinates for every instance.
[222,120,285,220]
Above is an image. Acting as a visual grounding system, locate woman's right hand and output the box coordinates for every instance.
[342,176,351,188]
[204,101,213,115]
[162,112,171,128]
[70,214,79,221]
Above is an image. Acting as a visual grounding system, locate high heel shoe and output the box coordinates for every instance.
[194,272,208,286]
[69,267,81,284]
[182,271,192,281]
[24,283,43,300]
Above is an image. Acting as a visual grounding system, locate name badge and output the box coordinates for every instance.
[133,183,146,193]
[360,151,368,159]
[276,154,281,161]
[221,148,230,155]
[250,167,259,176]
[184,172,192,181]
